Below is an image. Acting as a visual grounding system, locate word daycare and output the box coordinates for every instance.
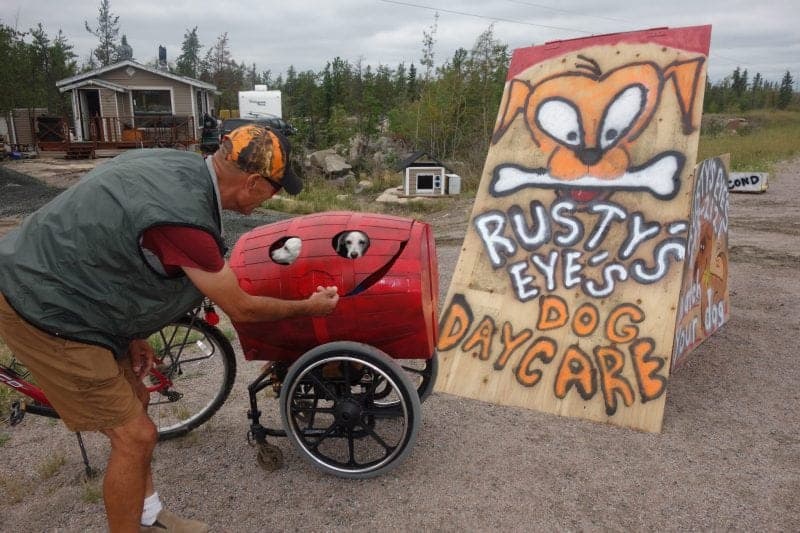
[438,294,668,415]
[473,199,688,299]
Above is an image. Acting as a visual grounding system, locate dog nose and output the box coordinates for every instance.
[576,147,603,166]
[350,251,359,259]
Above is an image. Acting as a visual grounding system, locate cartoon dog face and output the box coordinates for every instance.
[335,230,370,259]
[491,56,705,203]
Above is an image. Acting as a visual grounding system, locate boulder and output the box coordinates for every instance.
[309,149,352,175]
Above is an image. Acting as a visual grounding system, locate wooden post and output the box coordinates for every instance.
[435,25,713,432]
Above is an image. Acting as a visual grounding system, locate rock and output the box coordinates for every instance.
[375,186,433,204]
[309,149,352,175]
[355,180,373,194]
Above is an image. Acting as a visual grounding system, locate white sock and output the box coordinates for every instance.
[141,492,163,526]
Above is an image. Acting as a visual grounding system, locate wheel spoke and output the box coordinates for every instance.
[360,420,393,453]
[347,428,356,466]
[291,404,334,415]
[307,421,339,450]
[363,406,404,418]
[307,372,338,401]
[342,361,352,387]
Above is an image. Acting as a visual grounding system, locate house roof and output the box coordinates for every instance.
[56,60,216,91]
[396,151,449,172]
[58,78,128,93]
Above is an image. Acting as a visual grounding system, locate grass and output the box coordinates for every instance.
[37,452,66,480]
[265,169,460,216]
[0,475,28,504]
[698,110,800,172]
[81,479,103,504]
[0,339,18,420]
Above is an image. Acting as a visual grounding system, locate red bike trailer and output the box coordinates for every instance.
[228,211,440,478]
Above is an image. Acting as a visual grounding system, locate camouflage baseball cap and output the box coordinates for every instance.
[222,124,302,195]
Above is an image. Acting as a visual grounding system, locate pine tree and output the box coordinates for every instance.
[85,0,121,67]
[777,70,794,109]
[176,27,202,78]
[407,63,418,100]
[114,34,133,62]
[420,13,438,81]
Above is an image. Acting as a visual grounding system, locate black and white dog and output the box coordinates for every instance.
[270,237,302,265]
[335,230,370,259]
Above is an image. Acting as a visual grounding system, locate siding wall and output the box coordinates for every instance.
[10,108,48,145]
[406,166,444,195]
[97,66,194,115]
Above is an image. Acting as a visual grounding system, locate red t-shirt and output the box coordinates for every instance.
[140,226,224,276]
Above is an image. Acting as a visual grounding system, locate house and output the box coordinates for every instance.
[397,151,461,196]
[51,60,217,150]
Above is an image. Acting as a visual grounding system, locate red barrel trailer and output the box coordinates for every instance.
[228,211,440,478]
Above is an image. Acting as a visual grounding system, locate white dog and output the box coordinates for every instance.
[270,237,302,265]
[335,230,370,259]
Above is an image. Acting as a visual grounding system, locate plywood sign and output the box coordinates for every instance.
[435,25,712,432]
[672,155,730,369]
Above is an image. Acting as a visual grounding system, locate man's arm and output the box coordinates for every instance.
[182,263,338,322]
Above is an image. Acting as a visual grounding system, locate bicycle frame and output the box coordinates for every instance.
[0,363,49,406]
[1,356,177,422]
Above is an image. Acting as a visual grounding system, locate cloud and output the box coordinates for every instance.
[5,0,799,82]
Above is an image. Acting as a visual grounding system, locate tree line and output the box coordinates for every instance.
[704,67,795,113]
[1,0,797,169]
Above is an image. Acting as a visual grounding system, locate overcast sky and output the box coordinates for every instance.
[4,0,799,84]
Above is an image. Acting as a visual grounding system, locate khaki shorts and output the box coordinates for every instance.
[0,294,143,432]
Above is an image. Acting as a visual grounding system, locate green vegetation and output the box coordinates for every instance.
[37,452,66,480]
[698,110,800,171]
[264,171,451,215]
[0,475,28,504]
[81,479,103,503]
[0,340,15,419]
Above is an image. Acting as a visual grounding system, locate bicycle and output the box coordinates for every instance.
[0,299,236,477]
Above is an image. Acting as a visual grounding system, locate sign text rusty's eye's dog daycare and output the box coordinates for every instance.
[434,25,719,432]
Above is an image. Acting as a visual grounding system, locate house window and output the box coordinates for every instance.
[132,90,173,128]
[132,90,172,115]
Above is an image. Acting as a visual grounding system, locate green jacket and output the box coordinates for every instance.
[0,149,225,357]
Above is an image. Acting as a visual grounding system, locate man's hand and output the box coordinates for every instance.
[127,338,154,379]
[307,286,339,316]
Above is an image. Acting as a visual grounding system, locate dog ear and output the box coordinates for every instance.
[335,233,345,254]
[492,78,532,145]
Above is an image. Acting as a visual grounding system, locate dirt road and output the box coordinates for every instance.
[0,156,798,531]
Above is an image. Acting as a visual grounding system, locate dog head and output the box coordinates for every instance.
[335,230,370,259]
[270,237,302,265]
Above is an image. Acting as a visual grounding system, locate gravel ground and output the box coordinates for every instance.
[0,155,798,531]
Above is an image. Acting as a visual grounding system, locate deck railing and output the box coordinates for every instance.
[35,115,198,149]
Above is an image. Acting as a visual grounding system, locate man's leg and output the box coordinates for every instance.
[101,411,157,532]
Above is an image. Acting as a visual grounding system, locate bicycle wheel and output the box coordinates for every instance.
[146,317,236,440]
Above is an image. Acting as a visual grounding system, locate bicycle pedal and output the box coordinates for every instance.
[9,400,25,426]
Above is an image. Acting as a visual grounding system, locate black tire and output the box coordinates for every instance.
[279,341,421,479]
[146,317,236,440]
[397,353,439,403]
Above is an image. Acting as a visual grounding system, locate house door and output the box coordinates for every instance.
[79,89,102,141]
